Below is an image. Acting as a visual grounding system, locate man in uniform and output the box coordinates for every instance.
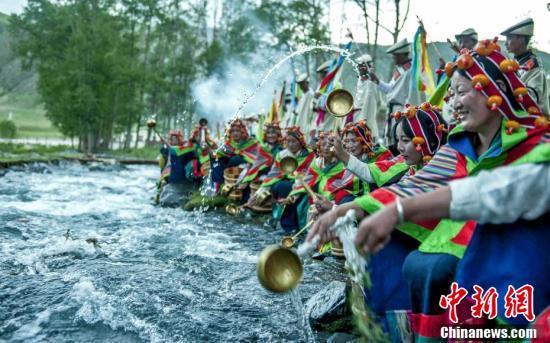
[501,18,549,113]
[288,73,316,136]
[354,54,386,141]
[369,39,424,149]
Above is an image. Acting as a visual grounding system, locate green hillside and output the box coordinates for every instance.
[0,11,62,139]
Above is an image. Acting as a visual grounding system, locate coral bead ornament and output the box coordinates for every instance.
[527,106,541,115]
[534,116,549,129]
[505,120,521,134]
[487,95,503,111]
[445,62,456,77]
[406,106,417,118]
[420,102,432,111]
[474,38,500,56]
[471,74,490,91]
[393,111,403,120]
[456,53,474,70]
[513,87,528,103]
[412,136,425,151]
[499,59,520,73]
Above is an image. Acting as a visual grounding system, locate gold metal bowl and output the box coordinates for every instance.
[257,245,303,293]
[220,183,234,196]
[225,203,241,216]
[280,156,298,175]
[326,89,354,118]
[255,188,272,206]
[280,236,295,248]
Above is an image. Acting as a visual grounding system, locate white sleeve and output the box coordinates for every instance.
[449,163,550,224]
[345,154,374,183]
[377,81,392,94]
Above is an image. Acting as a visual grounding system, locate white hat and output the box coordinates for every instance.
[386,39,409,55]
[455,28,478,41]
[501,18,534,37]
[296,73,309,82]
[356,54,373,64]
[316,59,333,72]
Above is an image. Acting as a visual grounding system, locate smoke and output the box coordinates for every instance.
[191,52,294,126]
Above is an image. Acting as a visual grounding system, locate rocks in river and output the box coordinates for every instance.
[159,183,189,207]
[326,332,360,343]
[305,280,353,332]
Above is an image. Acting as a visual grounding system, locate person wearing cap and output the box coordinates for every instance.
[368,39,425,150]
[502,17,549,114]
[354,54,387,140]
[438,28,479,124]
[289,73,316,136]
[312,59,343,136]
[455,28,478,51]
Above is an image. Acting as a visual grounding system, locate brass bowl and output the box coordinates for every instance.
[280,236,295,248]
[255,188,272,206]
[220,183,234,196]
[225,203,241,216]
[326,89,354,118]
[146,119,157,128]
[280,156,298,175]
[257,245,303,292]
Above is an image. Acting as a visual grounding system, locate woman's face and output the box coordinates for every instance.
[169,135,180,146]
[231,126,242,142]
[320,137,335,160]
[343,132,363,157]
[286,135,301,154]
[396,122,422,166]
[451,73,501,132]
[265,128,279,145]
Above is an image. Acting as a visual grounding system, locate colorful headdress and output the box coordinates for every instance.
[225,118,249,140]
[284,126,307,148]
[342,120,375,157]
[444,38,548,133]
[168,130,184,146]
[393,102,448,163]
[263,121,283,145]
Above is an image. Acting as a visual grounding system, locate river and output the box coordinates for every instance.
[0,162,345,342]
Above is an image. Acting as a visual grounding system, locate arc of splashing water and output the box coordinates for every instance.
[233,45,362,118]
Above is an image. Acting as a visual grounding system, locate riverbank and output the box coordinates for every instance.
[0,142,160,168]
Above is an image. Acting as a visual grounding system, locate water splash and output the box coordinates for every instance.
[289,288,315,343]
[234,44,361,118]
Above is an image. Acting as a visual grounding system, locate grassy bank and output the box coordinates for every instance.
[0,142,161,168]
[0,142,81,165]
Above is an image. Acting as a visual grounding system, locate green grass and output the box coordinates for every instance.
[0,142,81,164]
[103,146,161,160]
[0,93,63,138]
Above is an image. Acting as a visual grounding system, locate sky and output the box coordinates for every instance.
[329,0,550,53]
[2,0,548,52]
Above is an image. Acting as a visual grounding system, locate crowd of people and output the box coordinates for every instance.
[154,18,549,342]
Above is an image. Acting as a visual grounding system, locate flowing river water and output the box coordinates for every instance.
[0,162,346,342]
